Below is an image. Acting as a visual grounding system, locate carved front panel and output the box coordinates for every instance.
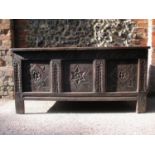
[62,60,93,92]
[22,61,50,92]
[107,60,138,92]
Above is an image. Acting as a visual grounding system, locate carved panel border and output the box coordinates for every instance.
[138,59,147,92]
[13,59,22,92]
[93,59,105,92]
[50,59,62,92]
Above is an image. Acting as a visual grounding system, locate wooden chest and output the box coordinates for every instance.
[12,47,149,114]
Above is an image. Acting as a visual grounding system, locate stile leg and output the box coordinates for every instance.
[15,93,25,114]
[136,92,147,113]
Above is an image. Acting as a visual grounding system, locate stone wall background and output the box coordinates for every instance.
[14,19,148,48]
[0,19,149,98]
[0,20,14,98]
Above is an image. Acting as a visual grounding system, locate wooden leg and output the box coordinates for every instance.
[15,93,25,114]
[136,92,147,113]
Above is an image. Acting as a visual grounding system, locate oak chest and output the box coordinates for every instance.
[12,47,149,114]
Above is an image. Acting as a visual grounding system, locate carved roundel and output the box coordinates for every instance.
[32,70,41,82]
[31,64,42,83]
[118,69,129,82]
[110,65,130,82]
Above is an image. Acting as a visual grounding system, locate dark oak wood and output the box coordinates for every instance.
[23,92,138,97]
[15,93,25,114]
[11,46,149,52]
[136,92,147,113]
[12,47,149,114]
[23,97,137,101]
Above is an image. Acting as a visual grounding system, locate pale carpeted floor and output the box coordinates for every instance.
[0,98,155,135]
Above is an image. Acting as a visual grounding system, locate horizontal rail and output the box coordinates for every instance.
[23,96,137,101]
[23,92,138,97]
[11,46,149,52]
